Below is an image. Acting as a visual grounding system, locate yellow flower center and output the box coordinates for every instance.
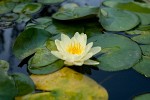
[67,42,83,55]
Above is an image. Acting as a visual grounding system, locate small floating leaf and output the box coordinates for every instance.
[126,30,150,44]
[99,7,139,31]
[52,6,99,20]
[89,33,141,71]
[133,56,150,77]
[28,60,64,74]
[0,13,19,22]
[133,93,150,100]
[28,47,58,67]
[0,1,16,14]
[13,3,42,14]
[140,45,150,56]
[37,0,64,4]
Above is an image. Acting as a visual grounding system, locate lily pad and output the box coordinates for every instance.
[16,14,31,23]
[137,25,150,31]
[11,73,35,96]
[13,28,50,59]
[28,47,58,67]
[133,56,150,77]
[133,93,150,100]
[88,33,141,71]
[28,60,64,74]
[0,1,16,14]
[0,60,17,100]
[99,7,139,31]
[126,30,150,44]
[140,45,150,56]
[52,6,99,20]
[13,3,42,14]
[135,13,150,25]
[0,13,19,22]
[37,0,64,4]
[0,60,9,72]
[16,67,108,100]
[102,1,150,13]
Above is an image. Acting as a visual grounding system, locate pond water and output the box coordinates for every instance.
[0,0,150,100]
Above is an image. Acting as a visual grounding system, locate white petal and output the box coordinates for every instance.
[55,40,64,52]
[84,59,100,65]
[89,47,101,55]
[64,61,73,66]
[61,33,71,42]
[51,51,62,59]
[81,53,93,61]
[74,61,84,66]
[77,42,93,60]
[84,42,93,54]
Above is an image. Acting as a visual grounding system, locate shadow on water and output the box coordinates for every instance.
[0,0,150,100]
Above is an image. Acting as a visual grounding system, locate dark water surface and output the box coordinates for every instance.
[0,0,150,100]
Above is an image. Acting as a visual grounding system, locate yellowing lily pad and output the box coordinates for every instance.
[16,67,108,100]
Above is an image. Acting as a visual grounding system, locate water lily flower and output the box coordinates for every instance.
[51,32,101,66]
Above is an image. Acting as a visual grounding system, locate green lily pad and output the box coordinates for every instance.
[13,3,42,14]
[133,93,150,100]
[99,7,139,31]
[52,6,99,20]
[0,60,9,72]
[11,73,35,96]
[137,25,150,31]
[135,13,150,25]
[126,30,150,44]
[16,14,31,23]
[29,47,58,67]
[0,60,17,100]
[26,17,53,31]
[48,20,84,36]
[16,67,108,100]
[140,45,150,56]
[0,0,16,14]
[89,33,141,71]
[0,13,19,22]
[13,28,50,59]
[133,56,150,77]
[28,60,64,74]
[37,0,64,4]
[102,1,150,13]
[59,3,79,11]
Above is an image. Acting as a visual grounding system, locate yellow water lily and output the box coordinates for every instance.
[51,32,101,66]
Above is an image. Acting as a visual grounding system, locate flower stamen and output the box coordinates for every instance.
[67,42,83,55]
